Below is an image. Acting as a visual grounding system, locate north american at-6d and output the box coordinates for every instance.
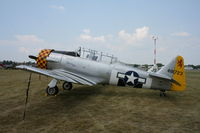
[17,47,186,97]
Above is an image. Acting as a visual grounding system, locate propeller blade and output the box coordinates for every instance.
[29,55,37,60]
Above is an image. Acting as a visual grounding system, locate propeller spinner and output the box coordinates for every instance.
[29,49,54,69]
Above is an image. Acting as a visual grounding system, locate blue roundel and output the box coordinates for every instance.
[124,71,139,86]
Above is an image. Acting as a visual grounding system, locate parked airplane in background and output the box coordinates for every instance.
[16,47,186,96]
[0,64,15,69]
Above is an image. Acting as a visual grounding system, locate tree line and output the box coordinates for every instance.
[0,60,35,68]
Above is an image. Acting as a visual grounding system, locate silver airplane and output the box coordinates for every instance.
[16,47,186,96]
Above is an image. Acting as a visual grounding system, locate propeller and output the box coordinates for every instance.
[23,73,32,120]
[29,55,37,60]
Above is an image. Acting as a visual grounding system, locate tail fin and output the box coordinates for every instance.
[157,56,186,91]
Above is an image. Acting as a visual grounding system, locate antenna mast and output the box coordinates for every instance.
[152,36,158,66]
[150,36,158,72]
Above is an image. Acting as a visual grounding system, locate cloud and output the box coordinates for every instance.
[171,32,190,37]
[0,34,75,61]
[80,34,106,42]
[80,27,149,44]
[118,26,150,44]
[19,47,29,54]
[15,34,44,43]
[83,29,91,34]
[0,40,16,46]
[80,29,106,42]
[49,5,65,11]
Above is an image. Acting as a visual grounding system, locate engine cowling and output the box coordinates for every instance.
[36,49,54,69]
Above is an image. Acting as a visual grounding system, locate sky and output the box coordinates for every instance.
[0,0,200,65]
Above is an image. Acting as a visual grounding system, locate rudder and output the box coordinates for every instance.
[170,56,186,91]
[157,56,186,91]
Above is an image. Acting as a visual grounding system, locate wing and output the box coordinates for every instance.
[16,65,96,86]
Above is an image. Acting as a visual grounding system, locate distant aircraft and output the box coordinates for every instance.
[0,64,15,69]
[16,47,186,96]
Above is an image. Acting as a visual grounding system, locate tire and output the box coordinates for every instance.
[46,86,59,96]
[63,82,72,90]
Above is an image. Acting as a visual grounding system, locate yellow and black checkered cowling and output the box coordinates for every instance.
[36,49,54,69]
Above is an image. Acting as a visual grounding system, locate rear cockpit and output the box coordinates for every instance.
[78,47,118,64]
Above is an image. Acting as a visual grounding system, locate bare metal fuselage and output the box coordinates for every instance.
[47,52,170,90]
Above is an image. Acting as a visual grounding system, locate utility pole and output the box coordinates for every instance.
[152,36,158,65]
[152,36,158,72]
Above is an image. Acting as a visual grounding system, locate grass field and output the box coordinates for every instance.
[0,70,200,133]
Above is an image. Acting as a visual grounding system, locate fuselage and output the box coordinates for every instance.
[46,52,166,90]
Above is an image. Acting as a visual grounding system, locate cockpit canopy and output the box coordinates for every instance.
[78,47,118,64]
[52,48,117,64]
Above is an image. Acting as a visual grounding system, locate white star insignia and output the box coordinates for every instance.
[126,72,138,84]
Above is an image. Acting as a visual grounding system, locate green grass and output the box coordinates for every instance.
[0,70,200,133]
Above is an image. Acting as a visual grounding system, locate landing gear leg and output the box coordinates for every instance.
[46,79,59,96]
[160,90,166,97]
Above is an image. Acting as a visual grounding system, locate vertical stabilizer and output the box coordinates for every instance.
[157,56,186,91]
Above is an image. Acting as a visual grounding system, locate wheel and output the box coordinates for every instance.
[63,82,72,90]
[160,90,166,97]
[46,86,59,96]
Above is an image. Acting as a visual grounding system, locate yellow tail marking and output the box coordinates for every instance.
[170,56,186,91]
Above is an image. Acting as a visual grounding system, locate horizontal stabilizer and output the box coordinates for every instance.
[149,73,181,86]
[29,55,37,60]
[156,56,186,91]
